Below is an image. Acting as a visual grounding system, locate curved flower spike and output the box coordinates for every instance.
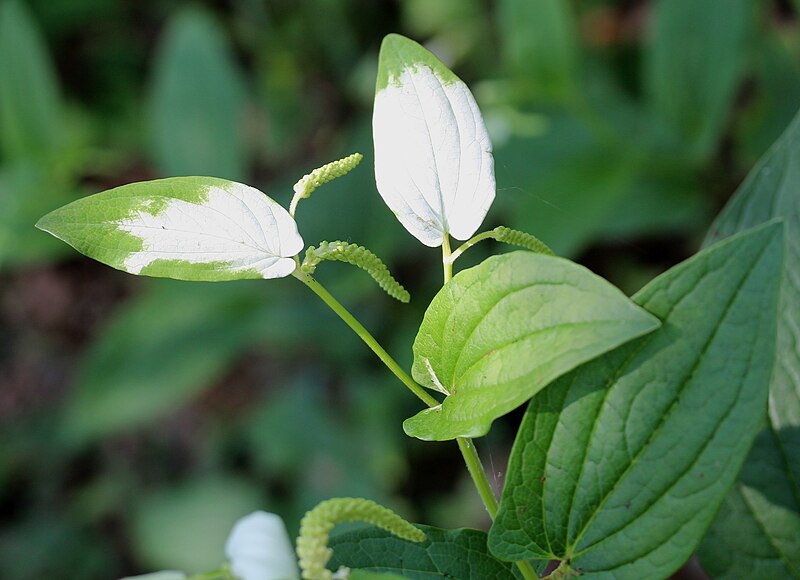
[225,511,300,580]
[373,34,495,247]
[36,177,304,282]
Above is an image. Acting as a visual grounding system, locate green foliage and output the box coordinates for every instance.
[329,525,527,579]
[301,241,410,303]
[489,222,783,577]
[60,281,270,444]
[497,0,578,101]
[148,7,249,180]
[0,0,62,160]
[645,0,755,160]
[3,3,799,579]
[405,251,659,440]
[697,110,800,578]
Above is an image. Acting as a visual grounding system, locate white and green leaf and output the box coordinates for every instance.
[373,34,495,247]
[403,251,660,441]
[36,177,303,281]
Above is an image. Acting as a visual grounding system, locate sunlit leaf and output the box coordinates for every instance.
[36,177,303,282]
[403,251,659,441]
[489,222,783,578]
[373,34,495,247]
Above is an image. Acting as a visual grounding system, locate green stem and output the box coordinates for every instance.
[295,256,539,579]
[292,269,439,408]
[449,230,495,263]
[443,236,539,580]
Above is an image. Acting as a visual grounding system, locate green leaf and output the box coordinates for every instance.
[404,251,660,441]
[497,0,578,101]
[0,0,63,160]
[644,0,754,160]
[489,222,784,578]
[697,110,800,578]
[349,571,407,580]
[148,8,249,180]
[36,176,303,282]
[329,525,523,579]
[699,429,800,579]
[60,281,268,444]
[0,162,71,267]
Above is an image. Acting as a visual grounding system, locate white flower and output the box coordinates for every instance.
[373,34,495,247]
[225,511,300,580]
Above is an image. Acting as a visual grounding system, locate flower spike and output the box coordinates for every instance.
[290,153,363,217]
[296,498,425,580]
[301,241,410,303]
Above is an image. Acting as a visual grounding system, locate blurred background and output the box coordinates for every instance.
[0,0,798,578]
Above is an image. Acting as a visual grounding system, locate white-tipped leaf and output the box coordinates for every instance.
[373,34,495,247]
[36,177,304,282]
[225,511,300,580]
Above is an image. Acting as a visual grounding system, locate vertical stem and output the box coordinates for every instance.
[295,259,540,579]
[443,236,540,580]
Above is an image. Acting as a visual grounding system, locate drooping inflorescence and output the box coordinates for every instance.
[301,241,410,303]
[296,498,426,580]
[490,226,555,256]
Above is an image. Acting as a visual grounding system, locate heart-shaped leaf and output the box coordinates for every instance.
[488,222,783,578]
[329,525,528,579]
[697,110,800,579]
[404,251,660,441]
[36,177,303,281]
[373,34,495,247]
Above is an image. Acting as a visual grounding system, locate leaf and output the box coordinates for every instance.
[403,251,660,441]
[373,34,495,247]
[488,222,784,578]
[644,0,754,160]
[349,571,407,580]
[699,429,800,579]
[36,176,304,282]
[0,162,71,267]
[0,0,63,160]
[329,525,523,579]
[60,281,269,444]
[148,7,249,180]
[497,0,578,101]
[697,110,800,578]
